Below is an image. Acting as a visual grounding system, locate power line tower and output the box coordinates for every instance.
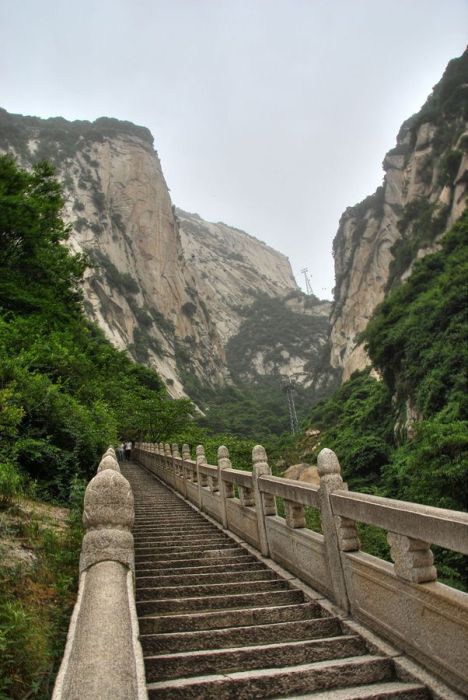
[282,378,298,434]
[301,267,313,295]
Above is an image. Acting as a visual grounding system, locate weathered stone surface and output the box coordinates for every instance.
[330,107,468,381]
[97,453,120,472]
[80,529,135,572]
[387,533,436,583]
[83,470,134,530]
[57,562,139,700]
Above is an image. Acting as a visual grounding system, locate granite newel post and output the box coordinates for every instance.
[217,445,233,529]
[52,448,147,700]
[181,444,190,497]
[252,445,276,557]
[317,448,359,613]
[196,444,207,510]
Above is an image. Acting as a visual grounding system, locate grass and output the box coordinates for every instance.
[0,481,84,699]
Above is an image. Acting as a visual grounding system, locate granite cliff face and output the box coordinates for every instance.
[0,109,333,401]
[330,50,468,380]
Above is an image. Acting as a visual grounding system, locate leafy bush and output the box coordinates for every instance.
[181,301,197,318]
[0,462,23,507]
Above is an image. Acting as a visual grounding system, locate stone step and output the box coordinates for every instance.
[139,602,322,634]
[134,541,235,555]
[133,533,226,544]
[135,543,243,555]
[137,588,306,615]
[134,553,253,567]
[282,681,429,699]
[136,569,279,587]
[146,655,394,699]
[140,616,340,654]
[135,560,267,577]
[145,635,367,682]
[136,579,291,601]
[133,519,217,526]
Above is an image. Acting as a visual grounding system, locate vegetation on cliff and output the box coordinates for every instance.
[188,292,339,440]
[297,212,468,586]
[0,154,193,500]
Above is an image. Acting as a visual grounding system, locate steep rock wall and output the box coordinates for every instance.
[330,50,468,380]
[0,109,333,401]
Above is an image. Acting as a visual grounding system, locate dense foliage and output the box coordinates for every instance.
[299,214,468,587]
[305,213,467,509]
[364,212,468,511]
[185,291,339,440]
[0,155,193,500]
[0,481,84,699]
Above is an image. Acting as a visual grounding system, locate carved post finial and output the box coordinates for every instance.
[182,443,191,460]
[80,469,134,573]
[317,448,341,476]
[97,454,120,473]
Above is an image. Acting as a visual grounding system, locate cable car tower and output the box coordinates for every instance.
[301,267,313,295]
[282,377,298,434]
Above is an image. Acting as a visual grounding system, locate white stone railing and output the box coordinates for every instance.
[53,447,147,700]
[135,441,468,696]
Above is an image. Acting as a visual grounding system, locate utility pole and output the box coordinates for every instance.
[301,267,313,295]
[283,378,298,434]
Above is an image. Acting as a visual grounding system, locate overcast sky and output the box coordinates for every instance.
[1,1,466,297]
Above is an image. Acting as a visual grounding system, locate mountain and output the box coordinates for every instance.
[0,108,334,411]
[330,49,468,380]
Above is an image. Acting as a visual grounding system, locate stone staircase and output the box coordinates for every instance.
[122,462,429,699]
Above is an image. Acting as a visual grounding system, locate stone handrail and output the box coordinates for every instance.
[330,490,468,554]
[134,440,468,695]
[53,447,147,700]
[259,473,320,507]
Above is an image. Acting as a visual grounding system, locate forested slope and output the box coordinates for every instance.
[0,154,193,500]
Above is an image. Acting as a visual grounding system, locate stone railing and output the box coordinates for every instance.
[53,447,147,700]
[135,441,468,695]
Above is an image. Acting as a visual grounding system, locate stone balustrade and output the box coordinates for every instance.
[53,447,147,700]
[134,441,468,695]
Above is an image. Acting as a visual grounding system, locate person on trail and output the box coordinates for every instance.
[124,440,132,461]
[117,442,125,462]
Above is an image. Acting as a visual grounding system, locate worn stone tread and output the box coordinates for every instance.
[136,569,279,587]
[136,578,291,600]
[144,634,366,681]
[274,680,429,699]
[136,560,266,576]
[146,655,394,699]
[137,588,306,614]
[140,616,341,653]
[138,602,324,634]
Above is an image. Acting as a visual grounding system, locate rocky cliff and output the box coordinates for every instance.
[0,109,333,403]
[330,50,468,380]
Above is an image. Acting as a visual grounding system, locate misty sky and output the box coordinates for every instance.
[1,1,466,298]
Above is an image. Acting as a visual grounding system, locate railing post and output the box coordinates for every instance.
[52,448,147,699]
[317,448,357,613]
[181,444,190,498]
[172,443,180,486]
[252,445,276,557]
[196,444,207,511]
[218,445,232,529]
